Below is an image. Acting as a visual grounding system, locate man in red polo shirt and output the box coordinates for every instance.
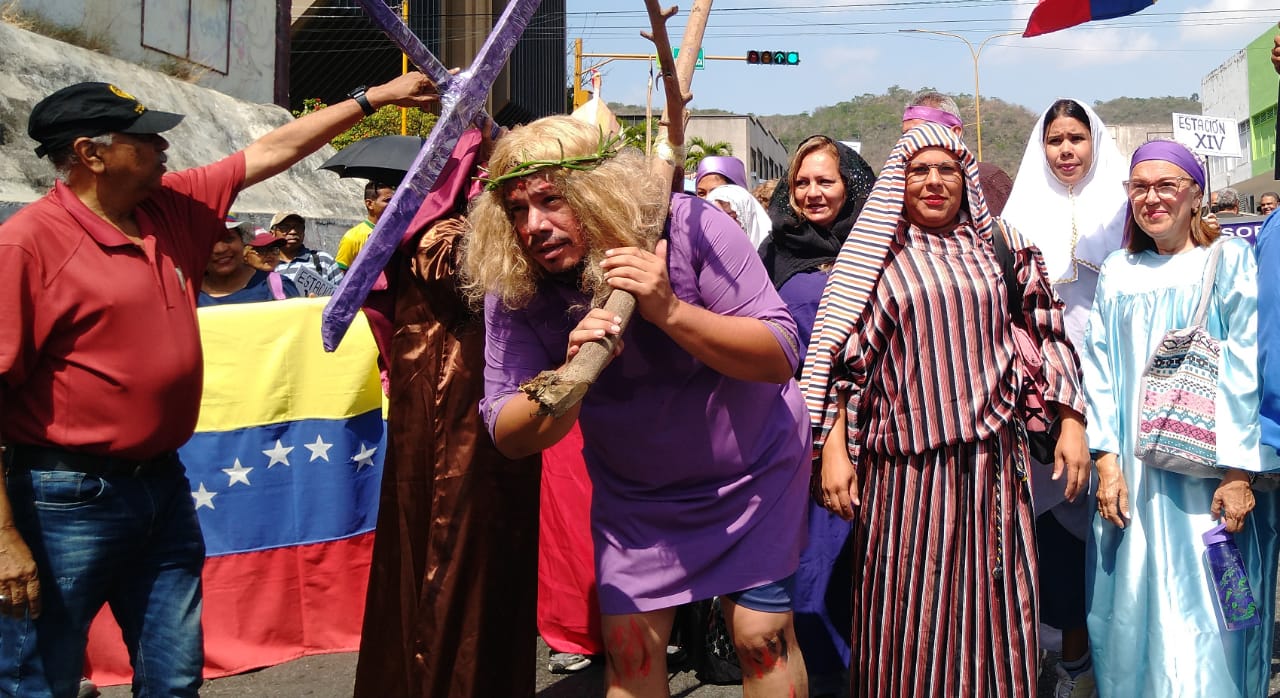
[0,75,440,697]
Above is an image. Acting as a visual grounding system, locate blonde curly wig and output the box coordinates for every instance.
[462,116,668,309]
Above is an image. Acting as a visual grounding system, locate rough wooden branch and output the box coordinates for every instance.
[518,290,637,417]
[518,0,713,417]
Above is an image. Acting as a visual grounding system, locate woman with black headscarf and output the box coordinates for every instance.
[759,135,874,694]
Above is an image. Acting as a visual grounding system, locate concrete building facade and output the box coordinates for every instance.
[684,114,790,187]
[617,113,789,189]
[1200,24,1278,211]
[7,0,286,105]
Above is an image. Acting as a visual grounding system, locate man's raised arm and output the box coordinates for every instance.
[241,72,444,187]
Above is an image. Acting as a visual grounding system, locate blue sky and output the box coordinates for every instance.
[564,0,1280,116]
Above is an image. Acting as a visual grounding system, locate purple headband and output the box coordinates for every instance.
[1130,140,1205,191]
[902,105,963,130]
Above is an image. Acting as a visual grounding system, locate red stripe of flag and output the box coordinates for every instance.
[1024,0,1156,38]
[85,532,374,686]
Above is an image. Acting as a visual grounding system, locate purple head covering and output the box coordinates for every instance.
[1130,139,1205,190]
[1123,139,1207,249]
[695,156,748,189]
[902,105,963,131]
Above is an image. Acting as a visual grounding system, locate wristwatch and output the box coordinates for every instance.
[348,86,375,116]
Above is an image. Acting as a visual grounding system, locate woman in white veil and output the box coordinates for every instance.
[706,183,771,249]
[1003,97,1129,698]
[1005,99,1128,341]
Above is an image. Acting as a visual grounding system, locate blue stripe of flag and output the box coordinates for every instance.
[178,410,386,556]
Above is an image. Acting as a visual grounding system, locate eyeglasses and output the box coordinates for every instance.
[905,161,964,183]
[1123,177,1192,201]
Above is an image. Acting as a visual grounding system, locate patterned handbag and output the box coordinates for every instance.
[1135,242,1225,478]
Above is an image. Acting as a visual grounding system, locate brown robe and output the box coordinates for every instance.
[353,219,541,697]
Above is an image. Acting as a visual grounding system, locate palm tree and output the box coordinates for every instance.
[684,137,733,171]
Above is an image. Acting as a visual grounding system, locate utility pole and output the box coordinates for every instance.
[400,0,409,134]
[573,38,586,109]
[898,29,1019,161]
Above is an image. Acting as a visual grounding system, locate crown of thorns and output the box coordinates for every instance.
[478,133,622,191]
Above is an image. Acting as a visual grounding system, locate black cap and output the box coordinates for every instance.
[27,82,185,158]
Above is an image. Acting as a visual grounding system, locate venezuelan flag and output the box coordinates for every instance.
[86,298,386,684]
[1024,0,1156,37]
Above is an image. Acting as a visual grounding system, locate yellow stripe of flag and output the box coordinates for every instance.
[195,298,383,432]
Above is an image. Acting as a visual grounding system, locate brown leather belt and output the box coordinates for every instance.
[2,444,178,478]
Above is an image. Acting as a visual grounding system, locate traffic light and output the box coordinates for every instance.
[745,50,800,66]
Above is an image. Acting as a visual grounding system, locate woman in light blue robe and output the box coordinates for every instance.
[1081,140,1280,697]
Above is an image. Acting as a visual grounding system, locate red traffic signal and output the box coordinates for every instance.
[745,50,800,66]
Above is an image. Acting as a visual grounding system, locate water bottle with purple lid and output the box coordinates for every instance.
[1202,523,1261,631]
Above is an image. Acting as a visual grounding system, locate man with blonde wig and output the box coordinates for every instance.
[465,115,812,697]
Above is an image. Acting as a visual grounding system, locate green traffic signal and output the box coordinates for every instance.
[745,50,800,65]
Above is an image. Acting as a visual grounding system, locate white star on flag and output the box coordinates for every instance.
[304,435,333,462]
[192,482,217,510]
[263,440,294,468]
[222,458,253,487]
[352,443,378,471]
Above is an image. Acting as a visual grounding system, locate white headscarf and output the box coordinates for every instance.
[706,184,771,249]
[1003,99,1128,284]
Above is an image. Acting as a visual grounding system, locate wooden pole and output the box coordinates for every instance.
[518,0,713,416]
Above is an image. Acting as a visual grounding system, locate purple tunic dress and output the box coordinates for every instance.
[481,194,811,615]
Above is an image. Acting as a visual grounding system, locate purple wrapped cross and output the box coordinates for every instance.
[321,0,544,351]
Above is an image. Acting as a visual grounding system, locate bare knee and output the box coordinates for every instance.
[601,613,669,686]
[604,620,654,678]
[734,625,793,678]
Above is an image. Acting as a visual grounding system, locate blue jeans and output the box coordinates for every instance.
[0,464,205,698]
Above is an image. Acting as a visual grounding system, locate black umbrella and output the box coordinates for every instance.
[319,135,426,185]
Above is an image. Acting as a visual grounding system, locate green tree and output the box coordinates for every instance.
[292,98,439,150]
[685,137,733,171]
[620,117,660,153]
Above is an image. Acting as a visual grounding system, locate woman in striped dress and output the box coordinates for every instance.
[802,122,1090,696]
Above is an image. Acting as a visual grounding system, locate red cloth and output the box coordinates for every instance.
[0,154,244,458]
[87,532,373,685]
[537,423,603,656]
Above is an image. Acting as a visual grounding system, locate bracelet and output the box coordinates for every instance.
[348,86,375,117]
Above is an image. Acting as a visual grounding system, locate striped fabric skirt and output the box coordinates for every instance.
[849,426,1038,697]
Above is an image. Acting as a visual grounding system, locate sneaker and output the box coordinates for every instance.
[666,643,688,666]
[1053,662,1097,698]
[548,652,593,674]
[78,678,100,698]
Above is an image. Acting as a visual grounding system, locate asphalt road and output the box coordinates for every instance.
[97,631,1280,697]
[96,637,744,698]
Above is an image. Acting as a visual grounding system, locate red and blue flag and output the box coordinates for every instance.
[85,299,386,685]
[1024,0,1156,37]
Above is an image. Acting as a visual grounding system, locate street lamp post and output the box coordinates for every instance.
[899,29,1021,161]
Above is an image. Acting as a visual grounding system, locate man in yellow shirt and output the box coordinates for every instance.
[335,180,395,270]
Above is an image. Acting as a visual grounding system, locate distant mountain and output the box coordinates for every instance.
[610,91,1200,180]
[1094,96,1201,125]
